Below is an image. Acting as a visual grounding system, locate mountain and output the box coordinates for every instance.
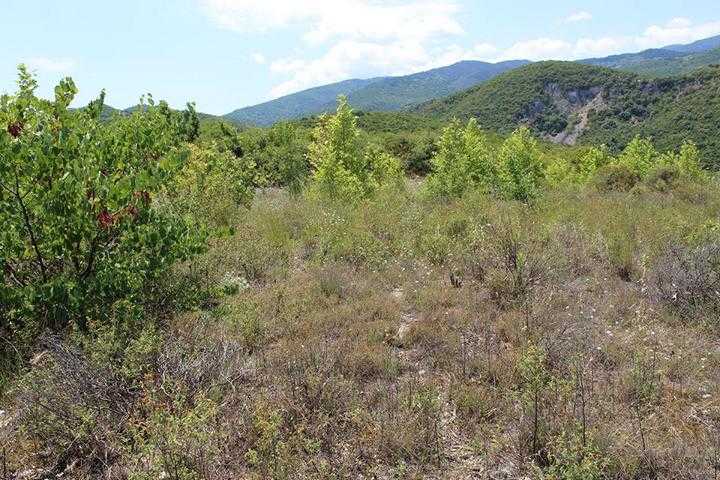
[224,78,381,127]
[602,47,720,78]
[416,61,720,167]
[581,35,720,77]
[663,34,720,54]
[224,60,529,126]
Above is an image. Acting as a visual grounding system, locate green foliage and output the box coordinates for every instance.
[542,432,607,480]
[161,143,255,231]
[425,119,496,198]
[497,126,545,201]
[309,96,402,200]
[0,67,204,349]
[419,61,720,169]
[199,120,309,192]
[617,136,658,177]
[593,164,640,192]
[128,392,220,480]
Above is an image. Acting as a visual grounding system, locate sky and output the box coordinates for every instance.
[1,0,719,115]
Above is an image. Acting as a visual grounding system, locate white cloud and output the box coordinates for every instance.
[25,57,76,73]
[269,39,433,97]
[486,18,720,63]
[565,11,592,23]
[637,17,720,48]
[201,0,465,97]
[200,0,463,44]
[201,2,720,99]
[573,37,629,58]
[496,38,572,61]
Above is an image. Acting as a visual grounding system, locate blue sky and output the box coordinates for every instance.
[2,0,719,114]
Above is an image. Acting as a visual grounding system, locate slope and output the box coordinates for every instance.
[416,61,720,167]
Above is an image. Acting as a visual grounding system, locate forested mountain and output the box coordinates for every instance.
[223,78,382,126]
[663,34,720,53]
[416,61,720,167]
[223,60,528,126]
[581,34,720,77]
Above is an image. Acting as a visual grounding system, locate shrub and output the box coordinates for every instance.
[162,143,254,231]
[542,432,607,480]
[651,242,720,321]
[497,126,545,201]
[617,136,658,178]
[0,67,205,354]
[645,164,681,192]
[426,119,496,198]
[593,164,640,192]
[309,97,402,201]
[383,134,436,176]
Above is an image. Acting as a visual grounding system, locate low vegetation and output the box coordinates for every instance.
[2,68,720,480]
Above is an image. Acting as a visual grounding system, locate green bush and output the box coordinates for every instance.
[309,96,402,201]
[497,126,545,201]
[0,67,204,354]
[426,119,496,198]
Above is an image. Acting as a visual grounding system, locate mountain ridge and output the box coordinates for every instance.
[223,60,529,126]
[223,35,720,126]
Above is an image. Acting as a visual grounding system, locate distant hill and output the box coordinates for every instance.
[416,61,720,167]
[224,60,529,126]
[224,78,383,126]
[663,34,720,54]
[581,35,720,77]
[603,48,720,78]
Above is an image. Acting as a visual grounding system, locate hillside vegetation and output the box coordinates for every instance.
[581,35,720,77]
[584,47,720,77]
[418,62,720,168]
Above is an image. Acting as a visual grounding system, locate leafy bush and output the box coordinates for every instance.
[383,134,436,176]
[0,67,204,357]
[497,126,545,201]
[426,119,496,198]
[617,136,658,178]
[161,143,254,231]
[309,96,402,200]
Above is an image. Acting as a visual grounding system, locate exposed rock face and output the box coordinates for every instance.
[552,92,607,145]
[517,83,608,145]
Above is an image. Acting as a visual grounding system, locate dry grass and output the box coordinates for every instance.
[4,184,720,479]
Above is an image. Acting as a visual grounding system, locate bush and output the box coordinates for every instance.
[497,126,545,201]
[593,164,640,192]
[0,67,205,355]
[309,97,402,201]
[645,164,681,192]
[617,136,658,177]
[162,143,255,231]
[651,242,720,321]
[426,119,496,198]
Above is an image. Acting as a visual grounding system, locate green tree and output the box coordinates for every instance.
[498,127,545,201]
[618,136,658,178]
[0,66,204,347]
[426,119,495,198]
[675,141,703,179]
[309,96,401,200]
